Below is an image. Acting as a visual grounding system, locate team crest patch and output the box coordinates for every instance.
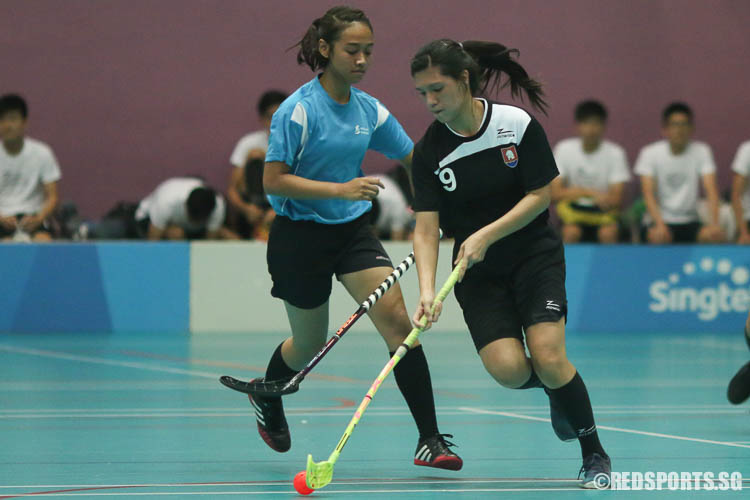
[501,146,519,168]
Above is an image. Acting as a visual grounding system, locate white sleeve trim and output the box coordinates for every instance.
[375,102,390,131]
[290,102,309,161]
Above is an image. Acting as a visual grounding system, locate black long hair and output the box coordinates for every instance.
[410,39,548,115]
[293,6,373,71]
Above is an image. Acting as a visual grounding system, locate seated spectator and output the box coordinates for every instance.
[0,94,61,242]
[371,166,414,241]
[731,141,750,244]
[634,102,725,244]
[227,90,287,240]
[551,100,630,243]
[135,177,233,240]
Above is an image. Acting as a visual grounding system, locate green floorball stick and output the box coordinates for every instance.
[305,260,464,490]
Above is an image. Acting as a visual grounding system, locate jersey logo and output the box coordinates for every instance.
[354,125,370,135]
[501,145,519,168]
[497,128,515,140]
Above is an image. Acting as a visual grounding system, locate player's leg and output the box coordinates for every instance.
[337,219,461,470]
[727,310,750,404]
[516,244,610,487]
[251,216,337,452]
[597,223,619,244]
[561,223,583,243]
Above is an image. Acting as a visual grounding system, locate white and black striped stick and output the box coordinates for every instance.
[221,250,418,397]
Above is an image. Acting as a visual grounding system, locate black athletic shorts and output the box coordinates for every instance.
[642,221,701,243]
[267,212,393,309]
[454,241,567,352]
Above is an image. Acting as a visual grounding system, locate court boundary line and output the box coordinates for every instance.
[460,407,750,449]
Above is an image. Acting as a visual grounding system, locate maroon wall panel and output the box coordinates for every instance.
[3,0,749,216]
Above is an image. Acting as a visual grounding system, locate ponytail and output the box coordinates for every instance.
[410,39,548,115]
[292,6,373,72]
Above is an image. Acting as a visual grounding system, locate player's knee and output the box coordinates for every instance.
[164,225,186,240]
[32,231,52,242]
[598,225,618,244]
[482,355,530,388]
[561,224,582,243]
[530,348,568,378]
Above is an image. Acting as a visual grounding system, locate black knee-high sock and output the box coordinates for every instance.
[546,372,607,458]
[265,342,299,390]
[390,345,439,440]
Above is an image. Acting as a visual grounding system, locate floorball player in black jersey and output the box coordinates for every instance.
[408,38,611,488]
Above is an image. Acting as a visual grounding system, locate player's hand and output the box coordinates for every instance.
[262,209,276,227]
[454,229,490,282]
[738,231,750,245]
[244,204,264,225]
[19,214,43,232]
[0,215,17,230]
[704,224,726,243]
[339,177,384,201]
[649,223,671,244]
[413,290,442,331]
[593,192,612,211]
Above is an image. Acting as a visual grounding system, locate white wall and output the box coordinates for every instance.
[190,241,465,334]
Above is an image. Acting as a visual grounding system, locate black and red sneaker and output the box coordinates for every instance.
[247,378,291,452]
[414,433,463,470]
[728,361,750,405]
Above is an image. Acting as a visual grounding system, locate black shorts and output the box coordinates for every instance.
[642,221,701,243]
[454,242,567,352]
[267,213,393,309]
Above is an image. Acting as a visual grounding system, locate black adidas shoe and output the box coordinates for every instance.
[728,361,750,405]
[544,388,577,442]
[247,378,290,452]
[579,452,612,489]
[414,433,463,471]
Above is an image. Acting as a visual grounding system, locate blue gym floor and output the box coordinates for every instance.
[1,328,749,498]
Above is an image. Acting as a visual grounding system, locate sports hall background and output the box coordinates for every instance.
[2,0,749,218]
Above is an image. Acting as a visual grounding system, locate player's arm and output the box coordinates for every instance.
[731,173,750,242]
[599,181,626,211]
[701,173,721,227]
[228,165,264,224]
[413,211,441,329]
[454,183,551,281]
[399,149,415,197]
[640,175,665,227]
[549,177,597,203]
[263,161,384,201]
[20,181,58,232]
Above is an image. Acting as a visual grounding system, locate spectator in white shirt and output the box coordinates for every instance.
[0,94,61,242]
[135,177,228,240]
[227,90,287,240]
[551,100,630,244]
[730,141,750,244]
[634,102,725,244]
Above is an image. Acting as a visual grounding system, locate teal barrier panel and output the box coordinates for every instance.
[565,245,750,334]
[0,243,189,333]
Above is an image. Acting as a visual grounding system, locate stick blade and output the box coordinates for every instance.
[219,376,299,396]
[306,454,334,489]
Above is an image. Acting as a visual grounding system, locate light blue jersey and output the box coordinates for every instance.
[265,76,413,224]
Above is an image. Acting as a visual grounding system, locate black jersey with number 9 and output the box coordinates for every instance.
[412,100,561,266]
